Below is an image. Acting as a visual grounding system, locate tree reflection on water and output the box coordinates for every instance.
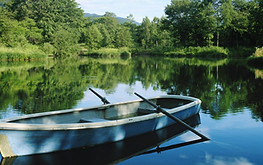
[0,57,262,121]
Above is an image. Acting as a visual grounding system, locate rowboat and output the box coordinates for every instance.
[1,115,202,165]
[0,94,202,158]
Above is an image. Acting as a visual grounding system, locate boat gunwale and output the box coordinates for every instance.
[0,95,201,131]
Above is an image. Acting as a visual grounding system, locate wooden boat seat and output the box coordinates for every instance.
[79,118,109,123]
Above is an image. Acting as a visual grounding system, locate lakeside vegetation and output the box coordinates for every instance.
[164,46,229,58]
[0,46,46,60]
[247,47,263,69]
[0,0,262,60]
[83,47,131,57]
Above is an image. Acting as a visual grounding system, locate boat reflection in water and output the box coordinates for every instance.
[1,114,206,165]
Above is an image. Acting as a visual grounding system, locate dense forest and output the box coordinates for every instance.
[0,0,262,58]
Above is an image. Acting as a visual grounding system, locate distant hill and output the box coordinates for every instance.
[84,13,140,25]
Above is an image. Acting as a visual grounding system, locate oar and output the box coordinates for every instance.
[134,92,209,140]
[89,88,110,104]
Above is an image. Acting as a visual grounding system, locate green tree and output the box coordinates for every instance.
[6,0,84,38]
[139,17,152,48]
[150,17,159,47]
[123,14,138,46]
[52,28,80,56]
[249,0,263,46]
[115,26,133,48]
[165,0,193,46]
[217,0,252,47]
[84,24,103,49]
[97,23,114,47]
[0,15,27,47]
[165,0,217,46]
[5,0,84,54]
[19,18,43,44]
[195,2,217,46]
[152,17,174,47]
[94,12,119,47]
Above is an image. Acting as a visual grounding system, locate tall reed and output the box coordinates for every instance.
[0,46,47,60]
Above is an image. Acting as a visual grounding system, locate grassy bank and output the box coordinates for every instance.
[132,46,173,56]
[247,47,263,69]
[81,47,131,57]
[164,46,229,58]
[133,46,229,58]
[0,46,47,60]
[133,46,258,59]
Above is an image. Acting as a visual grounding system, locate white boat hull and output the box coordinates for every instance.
[0,95,201,158]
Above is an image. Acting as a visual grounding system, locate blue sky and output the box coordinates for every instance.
[75,0,171,22]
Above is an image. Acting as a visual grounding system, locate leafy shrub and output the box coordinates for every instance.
[41,43,56,55]
[52,29,80,57]
[85,47,131,57]
[164,46,229,58]
[247,47,263,69]
[254,47,263,57]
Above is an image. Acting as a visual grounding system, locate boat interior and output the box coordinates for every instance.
[7,98,192,124]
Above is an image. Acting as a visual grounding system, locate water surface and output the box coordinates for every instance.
[0,57,262,164]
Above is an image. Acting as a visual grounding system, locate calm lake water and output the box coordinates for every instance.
[0,56,263,165]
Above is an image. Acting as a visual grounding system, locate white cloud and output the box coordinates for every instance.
[203,154,255,165]
[75,0,171,22]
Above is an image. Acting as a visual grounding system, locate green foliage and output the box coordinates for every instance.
[41,43,55,55]
[1,0,84,57]
[1,0,262,58]
[115,26,134,48]
[98,24,113,47]
[132,46,174,55]
[137,17,174,49]
[132,46,229,57]
[218,0,251,47]
[247,47,263,69]
[0,13,27,47]
[83,24,103,49]
[139,17,151,48]
[254,47,263,57]
[164,46,229,58]
[0,46,47,60]
[5,0,84,40]
[165,0,217,46]
[248,0,263,46]
[19,18,43,44]
[164,0,262,48]
[52,28,80,56]
[82,13,135,50]
[85,47,131,57]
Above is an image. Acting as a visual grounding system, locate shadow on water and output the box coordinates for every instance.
[0,115,207,165]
